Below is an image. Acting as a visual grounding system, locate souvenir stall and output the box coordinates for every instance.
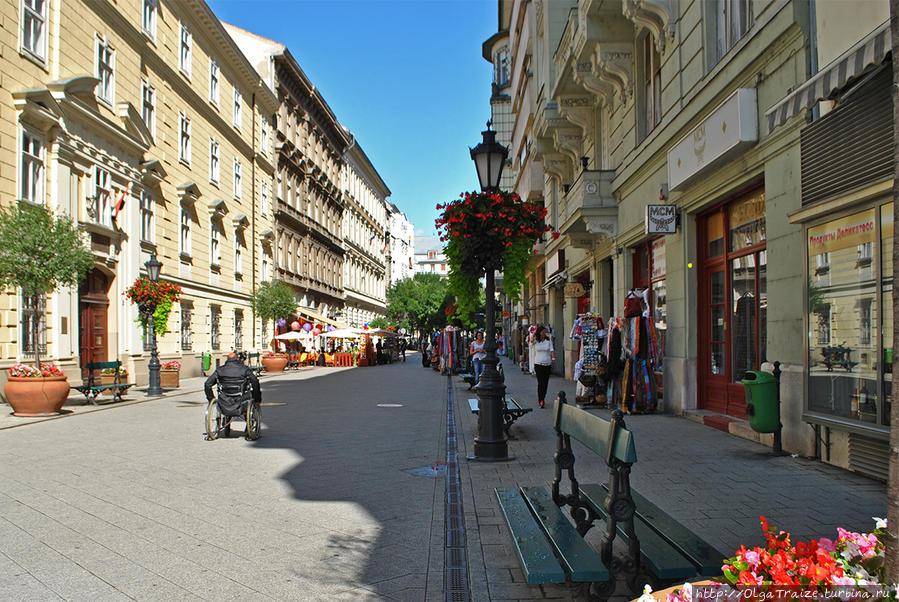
[606,289,661,414]
[571,313,607,406]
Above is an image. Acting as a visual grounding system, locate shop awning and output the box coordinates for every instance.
[765,20,890,133]
[297,307,344,329]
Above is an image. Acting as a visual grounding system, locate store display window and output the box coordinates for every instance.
[807,206,887,426]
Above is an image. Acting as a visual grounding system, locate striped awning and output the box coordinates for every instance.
[765,20,890,133]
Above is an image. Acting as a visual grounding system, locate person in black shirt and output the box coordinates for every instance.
[204,352,261,416]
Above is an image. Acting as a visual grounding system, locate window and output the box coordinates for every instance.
[209,59,219,105]
[141,81,155,137]
[210,305,221,351]
[234,231,243,275]
[180,207,191,256]
[233,89,242,129]
[20,293,46,357]
[181,305,192,351]
[96,37,115,104]
[860,298,873,346]
[140,191,154,242]
[713,0,752,63]
[234,310,243,350]
[93,167,111,225]
[261,181,269,216]
[641,33,662,137]
[233,159,242,199]
[179,113,191,164]
[261,117,269,154]
[209,139,219,184]
[262,254,270,282]
[210,220,221,267]
[496,48,510,88]
[179,22,192,76]
[20,130,44,204]
[142,0,157,38]
[21,0,46,61]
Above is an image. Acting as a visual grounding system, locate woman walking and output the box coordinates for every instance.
[533,325,555,408]
[469,331,486,385]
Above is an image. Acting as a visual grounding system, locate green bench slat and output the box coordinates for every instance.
[555,399,637,463]
[520,486,609,583]
[495,488,567,584]
[601,484,725,575]
[468,398,480,413]
[579,484,696,580]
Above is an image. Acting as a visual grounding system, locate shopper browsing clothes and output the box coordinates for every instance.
[533,325,555,408]
[469,331,486,385]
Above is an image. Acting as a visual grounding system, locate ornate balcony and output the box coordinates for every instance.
[557,169,617,246]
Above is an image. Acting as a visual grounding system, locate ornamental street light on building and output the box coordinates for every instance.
[145,252,163,397]
[469,122,511,461]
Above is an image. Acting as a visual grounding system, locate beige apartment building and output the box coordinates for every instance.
[0,0,277,385]
[492,0,893,478]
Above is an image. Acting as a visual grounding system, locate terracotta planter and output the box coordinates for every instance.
[100,374,119,395]
[4,375,70,416]
[160,369,179,388]
[261,355,288,373]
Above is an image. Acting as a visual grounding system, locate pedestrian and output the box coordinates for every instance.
[533,325,555,408]
[399,337,406,361]
[376,339,384,365]
[204,352,261,421]
[469,331,486,385]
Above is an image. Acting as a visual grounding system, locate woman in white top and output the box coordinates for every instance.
[533,325,555,407]
[469,331,486,385]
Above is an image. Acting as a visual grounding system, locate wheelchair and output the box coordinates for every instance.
[204,380,261,441]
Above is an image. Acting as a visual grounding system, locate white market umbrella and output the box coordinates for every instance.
[274,331,314,341]
[319,327,364,339]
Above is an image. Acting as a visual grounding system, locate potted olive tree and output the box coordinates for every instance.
[250,281,296,372]
[0,202,93,415]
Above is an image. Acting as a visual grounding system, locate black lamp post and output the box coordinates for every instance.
[469,123,511,461]
[145,253,163,397]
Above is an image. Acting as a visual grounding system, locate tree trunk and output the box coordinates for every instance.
[31,293,42,371]
[886,0,899,581]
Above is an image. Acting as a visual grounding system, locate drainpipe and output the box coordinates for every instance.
[808,0,819,121]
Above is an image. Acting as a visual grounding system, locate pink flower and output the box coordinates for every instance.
[818,537,836,552]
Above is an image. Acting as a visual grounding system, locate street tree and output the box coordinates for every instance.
[0,202,93,370]
[250,281,296,347]
[386,273,452,335]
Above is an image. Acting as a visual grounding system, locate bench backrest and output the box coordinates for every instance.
[553,393,637,464]
[86,361,121,372]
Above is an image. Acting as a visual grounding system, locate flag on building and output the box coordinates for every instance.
[112,184,130,221]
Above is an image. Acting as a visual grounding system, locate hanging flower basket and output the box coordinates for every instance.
[124,277,182,336]
[436,190,551,321]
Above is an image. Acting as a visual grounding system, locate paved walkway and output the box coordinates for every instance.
[0,353,887,601]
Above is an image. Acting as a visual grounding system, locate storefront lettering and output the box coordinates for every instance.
[809,220,875,247]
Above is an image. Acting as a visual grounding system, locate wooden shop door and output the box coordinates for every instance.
[79,269,110,378]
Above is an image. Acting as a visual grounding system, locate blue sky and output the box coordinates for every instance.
[207,0,498,248]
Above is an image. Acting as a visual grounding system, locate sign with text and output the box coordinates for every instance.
[645,205,677,234]
[564,283,586,297]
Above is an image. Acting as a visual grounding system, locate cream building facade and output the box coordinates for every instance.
[387,203,415,287]
[1,0,277,387]
[492,0,893,477]
[341,141,390,328]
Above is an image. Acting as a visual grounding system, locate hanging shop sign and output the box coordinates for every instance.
[667,88,758,191]
[564,283,586,297]
[645,205,678,234]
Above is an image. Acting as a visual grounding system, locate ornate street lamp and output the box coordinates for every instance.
[145,253,163,397]
[469,124,511,461]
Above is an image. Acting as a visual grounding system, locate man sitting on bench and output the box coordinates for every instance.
[204,352,261,416]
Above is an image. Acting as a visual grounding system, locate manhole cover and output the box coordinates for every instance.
[261,402,286,407]
[404,465,446,478]
[377,403,403,408]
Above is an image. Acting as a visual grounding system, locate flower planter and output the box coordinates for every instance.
[261,355,288,373]
[160,369,179,388]
[4,375,70,416]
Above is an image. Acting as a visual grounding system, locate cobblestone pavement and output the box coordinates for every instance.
[0,354,887,601]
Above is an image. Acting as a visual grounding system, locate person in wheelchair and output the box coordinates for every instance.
[204,352,261,439]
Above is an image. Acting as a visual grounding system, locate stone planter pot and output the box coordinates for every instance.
[160,370,179,388]
[4,375,70,416]
[99,374,121,395]
[261,355,288,373]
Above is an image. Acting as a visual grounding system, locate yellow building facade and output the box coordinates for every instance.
[0,0,277,386]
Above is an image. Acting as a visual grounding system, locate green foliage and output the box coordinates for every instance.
[0,202,93,296]
[368,316,390,329]
[436,190,549,319]
[250,281,297,327]
[386,273,453,333]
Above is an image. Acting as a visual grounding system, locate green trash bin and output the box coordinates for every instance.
[202,352,212,372]
[741,370,779,433]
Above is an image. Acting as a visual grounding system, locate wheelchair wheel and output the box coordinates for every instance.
[245,402,261,441]
[204,400,222,440]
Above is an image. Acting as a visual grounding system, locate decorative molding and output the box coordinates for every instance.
[594,45,634,103]
[232,214,250,230]
[208,199,228,219]
[177,182,201,207]
[584,216,618,240]
[623,0,675,52]
[558,95,594,132]
[140,159,166,187]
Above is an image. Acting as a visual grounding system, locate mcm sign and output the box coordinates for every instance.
[645,205,677,235]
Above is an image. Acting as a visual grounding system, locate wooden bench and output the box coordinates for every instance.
[72,361,135,404]
[246,352,264,374]
[468,396,533,436]
[495,392,725,597]
[460,373,476,388]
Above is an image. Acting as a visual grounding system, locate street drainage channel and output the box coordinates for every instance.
[444,375,471,602]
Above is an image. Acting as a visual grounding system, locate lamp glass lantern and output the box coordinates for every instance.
[146,253,162,282]
[470,124,508,191]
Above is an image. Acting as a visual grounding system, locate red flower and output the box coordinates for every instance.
[552,231,560,240]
